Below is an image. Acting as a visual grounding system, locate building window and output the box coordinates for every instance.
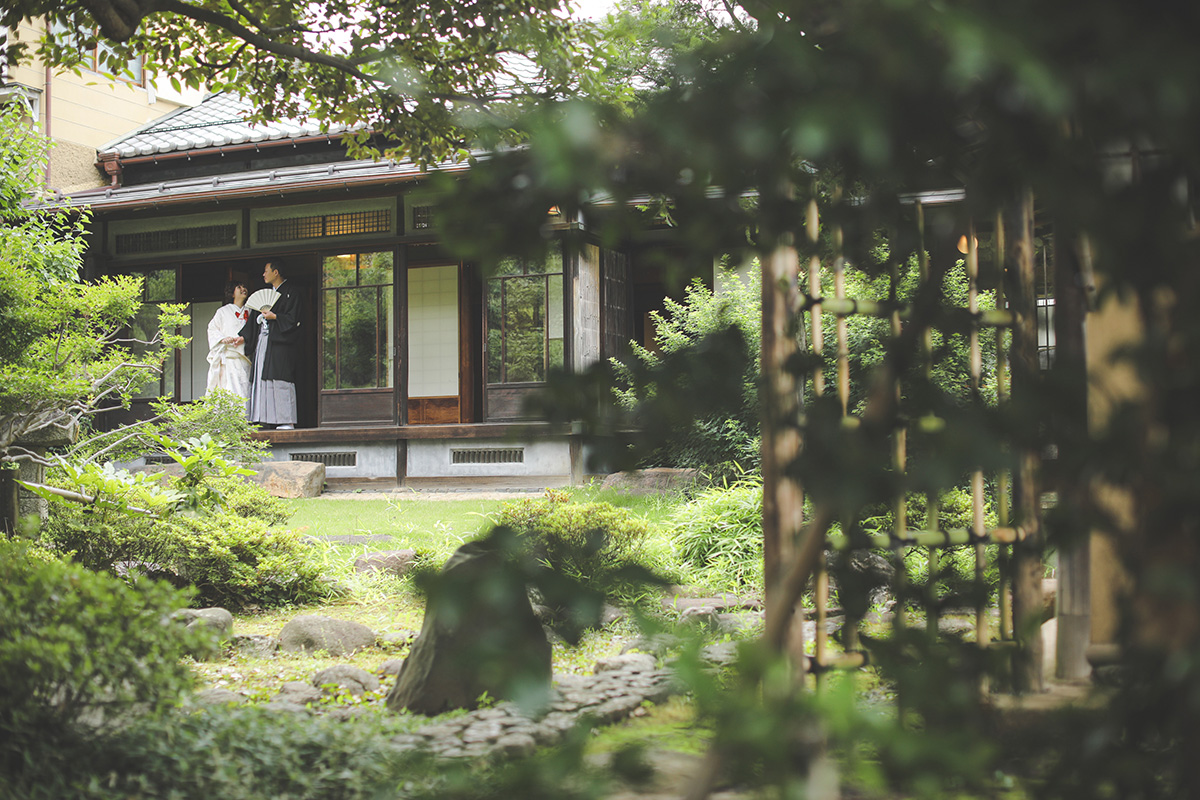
[322,251,394,390]
[131,268,177,399]
[486,246,564,384]
[50,22,144,86]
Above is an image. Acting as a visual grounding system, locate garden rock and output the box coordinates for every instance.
[353,549,417,577]
[827,550,896,614]
[193,687,244,706]
[276,681,323,705]
[172,607,233,659]
[600,468,703,495]
[250,460,325,499]
[231,633,279,657]
[173,607,234,637]
[380,629,417,648]
[278,614,377,656]
[312,665,381,696]
[378,659,406,676]
[594,653,657,673]
[386,538,552,716]
[663,590,762,612]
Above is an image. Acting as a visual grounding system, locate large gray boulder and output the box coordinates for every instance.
[599,468,703,495]
[278,614,376,656]
[250,461,325,498]
[386,538,552,716]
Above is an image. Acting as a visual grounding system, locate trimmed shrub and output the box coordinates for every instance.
[493,490,654,597]
[210,474,294,526]
[669,477,764,593]
[0,540,204,796]
[39,503,330,610]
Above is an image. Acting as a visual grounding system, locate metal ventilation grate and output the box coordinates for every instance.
[115,224,238,255]
[291,451,357,467]
[451,448,524,465]
[258,209,390,243]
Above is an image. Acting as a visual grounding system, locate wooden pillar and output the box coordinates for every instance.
[1052,229,1092,680]
[1008,191,1045,692]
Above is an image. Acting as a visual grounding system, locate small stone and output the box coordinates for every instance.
[595,653,656,674]
[378,658,406,676]
[231,633,278,658]
[312,664,381,695]
[494,732,537,757]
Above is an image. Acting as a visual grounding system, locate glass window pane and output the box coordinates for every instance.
[380,288,394,388]
[323,254,357,288]
[338,287,379,389]
[530,243,563,275]
[323,291,337,390]
[358,250,393,286]
[547,274,564,370]
[487,280,502,383]
[493,256,523,277]
[144,268,175,302]
[131,304,168,399]
[502,276,546,383]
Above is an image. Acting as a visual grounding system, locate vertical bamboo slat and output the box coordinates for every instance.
[995,211,1013,641]
[966,223,990,647]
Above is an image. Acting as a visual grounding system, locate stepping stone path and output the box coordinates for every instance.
[391,654,677,760]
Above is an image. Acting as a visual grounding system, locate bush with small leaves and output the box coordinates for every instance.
[0,540,205,796]
[494,490,655,599]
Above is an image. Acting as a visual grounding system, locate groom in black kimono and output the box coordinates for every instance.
[241,259,302,429]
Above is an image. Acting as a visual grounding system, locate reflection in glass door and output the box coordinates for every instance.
[319,251,396,426]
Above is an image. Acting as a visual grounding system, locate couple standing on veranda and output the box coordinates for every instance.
[205,259,302,430]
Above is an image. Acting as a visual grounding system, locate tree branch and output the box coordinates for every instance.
[154,0,384,86]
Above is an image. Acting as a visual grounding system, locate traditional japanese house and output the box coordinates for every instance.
[60,93,676,488]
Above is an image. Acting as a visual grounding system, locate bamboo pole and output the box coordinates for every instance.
[995,211,1013,641]
[918,203,941,636]
[802,198,831,679]
[1009,190,1045,692]
[891,235,909,633]
[966,222,991,648]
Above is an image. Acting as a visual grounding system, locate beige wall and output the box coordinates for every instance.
[4,20,195,192]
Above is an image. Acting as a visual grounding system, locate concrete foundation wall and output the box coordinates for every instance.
[408,438,572,479]
[267,441,397,480]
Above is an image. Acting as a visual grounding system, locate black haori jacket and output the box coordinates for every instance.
[240,279,302,384]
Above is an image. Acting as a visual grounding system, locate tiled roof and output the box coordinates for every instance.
[98,92,354,158]
[54,157,469,211]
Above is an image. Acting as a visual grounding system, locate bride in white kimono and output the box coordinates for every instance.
[205,281,252,408]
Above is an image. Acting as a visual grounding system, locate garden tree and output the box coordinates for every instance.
[595,0,750,101]
[0,0,613,163]
[0,104,187,531]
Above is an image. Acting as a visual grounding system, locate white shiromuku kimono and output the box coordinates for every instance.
[206,303,252,406]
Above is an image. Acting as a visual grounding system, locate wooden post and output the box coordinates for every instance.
[1008,191,1045,692]
[762,228,806,671]
[1052,228,1092,680]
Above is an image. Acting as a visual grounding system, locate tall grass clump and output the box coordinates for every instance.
[670,476,763,594]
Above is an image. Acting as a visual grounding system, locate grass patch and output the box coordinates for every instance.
[587,696,709,756]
